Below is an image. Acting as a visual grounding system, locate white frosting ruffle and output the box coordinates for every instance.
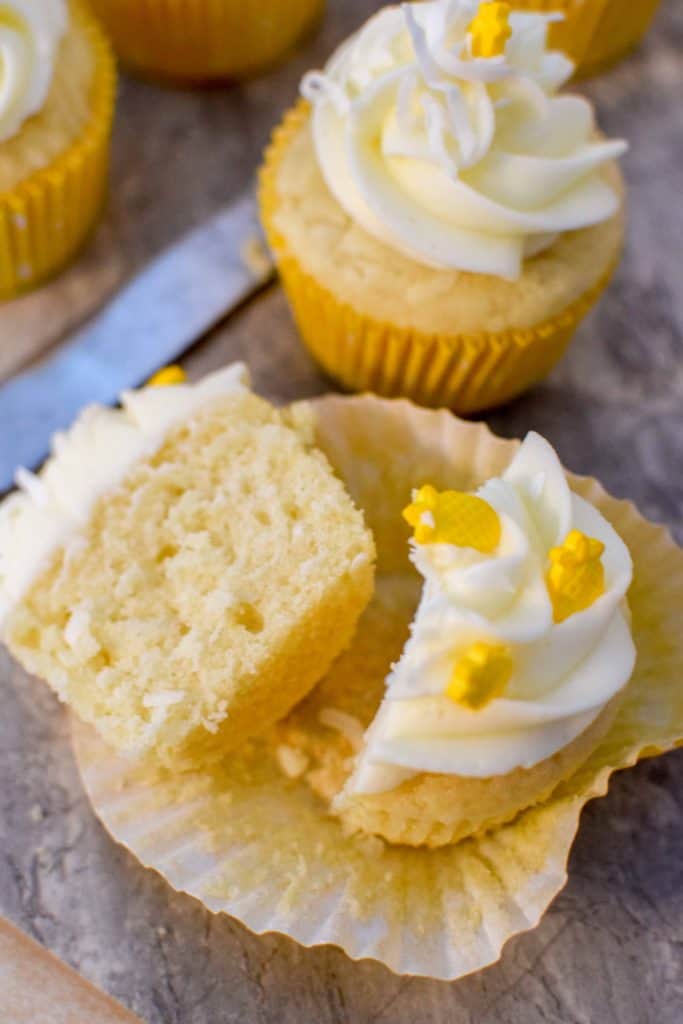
[0,0,68,143]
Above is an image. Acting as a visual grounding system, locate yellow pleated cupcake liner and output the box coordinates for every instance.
[72,395,683,980]
[0,3,115,302]
[89,0,324,82]
[260,103,619,415]
[512,0,662,77]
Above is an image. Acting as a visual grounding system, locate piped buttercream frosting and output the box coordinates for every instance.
[342,431,635,797]
[0,0,68,143]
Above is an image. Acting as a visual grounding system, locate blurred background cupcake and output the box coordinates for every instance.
[88,0,325,83]
[510,0,662,77]
[261,0,628,413]
[0,0,115,301]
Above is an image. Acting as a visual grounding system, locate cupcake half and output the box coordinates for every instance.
[0,0,115,300]
[288,430,635,848]
[89,0,324,82]
[0,365,375,767]
[261,0,627,413]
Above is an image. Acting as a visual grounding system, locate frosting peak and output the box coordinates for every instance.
[0,0,68,143]
[342,432,635,796]
[302,0,627,279]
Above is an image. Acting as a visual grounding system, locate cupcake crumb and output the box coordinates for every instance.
[318,708,365,752]
[241,235,273,279]
[276,744,309,779]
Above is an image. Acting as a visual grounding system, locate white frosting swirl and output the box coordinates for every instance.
[344,432,635,796]
[302,0,627,280]
[0,364,250,627]
[0,0,68,143]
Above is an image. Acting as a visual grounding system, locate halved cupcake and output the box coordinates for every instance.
[0,0,115,300]
[0,365,375,767]
[281,430,635,847]
[261,0,627,412]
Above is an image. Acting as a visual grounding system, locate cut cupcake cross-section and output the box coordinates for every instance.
[0,365,375,768]
[332,431,635,846]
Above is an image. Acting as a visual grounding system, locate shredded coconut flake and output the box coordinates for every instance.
[276,744,310,779]
[318,708,365,752]
[142,690,186,709]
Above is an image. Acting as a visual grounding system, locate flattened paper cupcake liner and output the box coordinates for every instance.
[0,2,115,301]
[259,103,620,415]
[89,0,324,82]
[72,395,683,980]
[512,0,662,77]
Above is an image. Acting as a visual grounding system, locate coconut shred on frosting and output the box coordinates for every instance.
[301,0,627,280]
[0,0,68,143]
[0,364,250,627]
[340,432,635,799]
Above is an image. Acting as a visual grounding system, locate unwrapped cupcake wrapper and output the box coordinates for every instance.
[72,394,683,981]
[0,3,115,302]
[89,0,324,81]
[260,104,619,415]
[513,0,662,76]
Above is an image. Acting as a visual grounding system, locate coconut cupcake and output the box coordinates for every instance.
[511,0,662,78]
[261,0,627,413]
[88,0,324,83]
[0,0,115,300]
[0,365,375,768]
[283,429,635,847]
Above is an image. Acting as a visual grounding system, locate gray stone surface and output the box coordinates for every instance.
[1,1,683,1021]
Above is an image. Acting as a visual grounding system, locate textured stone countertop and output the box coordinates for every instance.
[1,2,682,1021]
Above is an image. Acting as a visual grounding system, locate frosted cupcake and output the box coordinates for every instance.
[511,0,662,77]
[89,0,324,82]
[0,0,115,300]
[260,0,627,412]
[0,365,375,767]
[287,430,635,847]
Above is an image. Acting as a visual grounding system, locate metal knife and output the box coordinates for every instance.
[0,186,275,493]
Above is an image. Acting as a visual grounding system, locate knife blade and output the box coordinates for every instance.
[0,186,274,492]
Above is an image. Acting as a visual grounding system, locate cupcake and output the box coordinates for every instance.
[510,0,662,77]
[88,0,324,83]
[71,395,683,979]
[312,431,635,847]
[0,0,115,301]
[260,0,627,413]
[0,365,375,767]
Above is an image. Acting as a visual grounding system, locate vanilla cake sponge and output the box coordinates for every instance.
[0,366,375,766]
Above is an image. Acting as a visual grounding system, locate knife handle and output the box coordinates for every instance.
[0,915,144,1023]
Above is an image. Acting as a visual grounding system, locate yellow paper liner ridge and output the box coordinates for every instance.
[71,395,683,980]
[0,1,116,300]
[259,102,620,414]
[512,0,662,77]
[88,0,324,81]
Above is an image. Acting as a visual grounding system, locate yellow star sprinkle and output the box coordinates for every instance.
[147,365,187,387]
[402,484,501,552]
[469,1,512,59]
[446,642,513,710]
[546,529,606,623]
